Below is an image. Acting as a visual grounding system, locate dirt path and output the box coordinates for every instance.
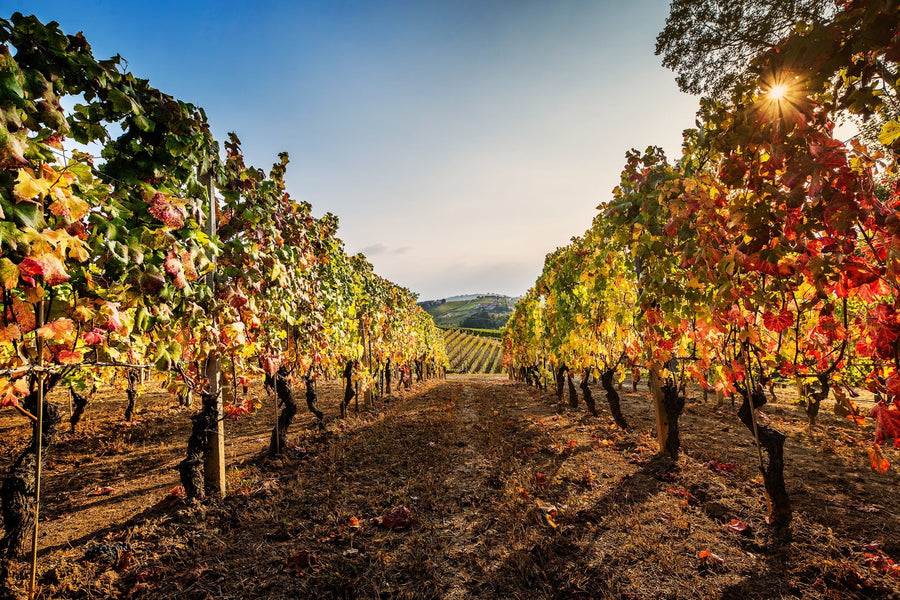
[2,375,900,599]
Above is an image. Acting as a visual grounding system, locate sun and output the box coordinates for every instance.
[768,84,789,100]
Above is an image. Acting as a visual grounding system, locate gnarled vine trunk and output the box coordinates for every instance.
[580,368,599,417]
[555,364,566,406]
[177,391,219,500]
[738,385,791,528]
[1,374,63,560]
[804,374,830,428]
[124,368,138,422]
[600,369,629,430]
[567,371,579,409]
[341,360,356,418]
[69,386,89,434]
[304,375,325,430]
[385,358,392,395]
[660,382,686,459]
[270,368,298,453]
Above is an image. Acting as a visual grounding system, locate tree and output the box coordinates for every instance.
[655,0,833,98]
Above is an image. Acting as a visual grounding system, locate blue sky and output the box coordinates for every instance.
[11,0,700,300]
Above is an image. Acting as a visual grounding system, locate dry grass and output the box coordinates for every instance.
[1,374,899,599]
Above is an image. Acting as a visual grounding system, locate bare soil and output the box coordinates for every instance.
[1,375,899,599]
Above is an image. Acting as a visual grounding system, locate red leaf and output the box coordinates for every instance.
[727,519,750,534]
[101,304,123,332]
[164,251,187,289]
[378,506,413,531]
[870,401,900,445]
[17,258,44,286]
[763,308,794,333]
[83,328,105,345]
[667,488,698,504]
[261,355,278,377]
[89,486,116,496]
[706,460,737,474]
[147,192,186,229]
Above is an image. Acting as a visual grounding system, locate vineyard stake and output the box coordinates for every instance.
[202,171,226,498]
[28,301,45,600]
[273,372,280,454]
[742,346,765,472]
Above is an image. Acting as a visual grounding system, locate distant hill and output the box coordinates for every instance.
[419,294,517,329]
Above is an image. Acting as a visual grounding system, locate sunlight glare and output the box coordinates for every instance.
[768,84,789,100]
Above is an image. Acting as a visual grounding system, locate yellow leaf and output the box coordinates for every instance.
[14,169,51,200]
[0,258,18,290]
[879,120,900,146]
[47,186,90,221]
[73,303,94,322]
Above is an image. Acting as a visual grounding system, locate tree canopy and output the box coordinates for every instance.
[655,0,833,98]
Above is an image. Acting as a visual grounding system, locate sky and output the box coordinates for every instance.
[10,0,701,300]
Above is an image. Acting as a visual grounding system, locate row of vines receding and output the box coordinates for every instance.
[503,0,900,532]
[0,10,448,571]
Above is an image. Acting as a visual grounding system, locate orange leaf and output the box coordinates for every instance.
[57,349,82,364]
[868,444,890,474]
[699,549,725,566]
[0,324,21,343]
[535,472,548,486]
[34,253,70,287]
[0,378,29,407]
[36,318,75,342]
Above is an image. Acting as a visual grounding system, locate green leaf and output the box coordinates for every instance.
[107,88,133,114]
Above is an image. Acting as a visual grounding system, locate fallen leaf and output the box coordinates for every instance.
[285,549,317,575]
[848,502,884,513]
[863,551,900,579]
[150,486,185,511]
[378,506,413,531]
[726,519,751,535]
[667,488,698,505]
[89,486,116,496]
[705,460,737,474]
[699,549,725,566]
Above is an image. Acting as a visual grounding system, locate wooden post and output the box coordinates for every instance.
[202,172,226,499]
[365,328,374,406]
[649,366,669,454]
[29,302,45,600]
